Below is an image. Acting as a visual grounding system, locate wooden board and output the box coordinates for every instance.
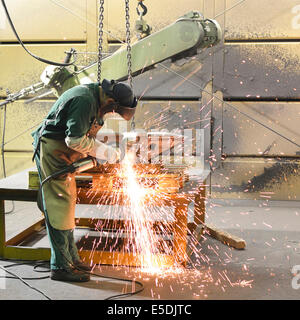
[29,168,186,194]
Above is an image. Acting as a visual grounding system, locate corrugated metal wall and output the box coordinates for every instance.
[0,0,299,200]
[211,0,300,201]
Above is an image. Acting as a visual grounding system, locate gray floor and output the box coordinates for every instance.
[1,196,300,300]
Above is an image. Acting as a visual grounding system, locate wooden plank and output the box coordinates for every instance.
[30,168,185,193]
[79,250,175,268]
[173,205,188,266]
[76,217,174,234]
[5,219,45,246]
[0,188,37,201]
[3,246,50,261]
[186,223,204,258]
[204,223,246,250]
[77,188,192,206]
[191,184,206,232]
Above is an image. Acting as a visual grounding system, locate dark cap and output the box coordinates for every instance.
[101,79,137,121]
[101,79,137,108]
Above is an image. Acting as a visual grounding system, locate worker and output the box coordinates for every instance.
[31,79,137,282]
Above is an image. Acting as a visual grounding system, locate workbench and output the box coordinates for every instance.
[0,167,210,267]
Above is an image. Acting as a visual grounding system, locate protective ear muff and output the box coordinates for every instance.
[101,79,116,96]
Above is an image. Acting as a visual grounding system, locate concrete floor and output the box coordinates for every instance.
[1,196,300,300]
[0,168,299,300]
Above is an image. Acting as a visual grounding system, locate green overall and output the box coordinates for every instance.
[32,83,103,270]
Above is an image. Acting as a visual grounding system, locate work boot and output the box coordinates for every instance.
[73,260,93,272]
[51,268,90,282]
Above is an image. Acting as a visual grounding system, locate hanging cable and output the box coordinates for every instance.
[1,0,77,67]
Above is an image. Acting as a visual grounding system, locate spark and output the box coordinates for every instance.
[262,222,273,229]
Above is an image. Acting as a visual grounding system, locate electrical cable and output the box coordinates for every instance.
[0,264,52,300]
[1,0,77,67]
[0,259,50,281]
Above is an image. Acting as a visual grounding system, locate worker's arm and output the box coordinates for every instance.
[65,135,120,163]
[64,97,120,162]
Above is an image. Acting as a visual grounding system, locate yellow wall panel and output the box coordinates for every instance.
[225,0,300,39]
[0,0,87,41]
[1,152,33,178]
[0,43,86,94]
[0,100,53,152]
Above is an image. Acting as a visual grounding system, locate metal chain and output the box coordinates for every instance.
[125,0,135,130]
[125,0,133,88]
[97,0,105,83]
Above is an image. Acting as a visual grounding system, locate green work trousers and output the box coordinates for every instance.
[45,225,80,270]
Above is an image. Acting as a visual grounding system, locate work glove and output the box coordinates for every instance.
[65,135,121,163]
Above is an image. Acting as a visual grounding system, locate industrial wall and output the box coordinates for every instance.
[0,0,299,201]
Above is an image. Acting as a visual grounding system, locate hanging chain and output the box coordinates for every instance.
[125,0,133,88]
[97,0,105,83]
[125,0,135,130]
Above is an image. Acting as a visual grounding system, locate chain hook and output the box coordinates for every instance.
[136,1,147,17]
